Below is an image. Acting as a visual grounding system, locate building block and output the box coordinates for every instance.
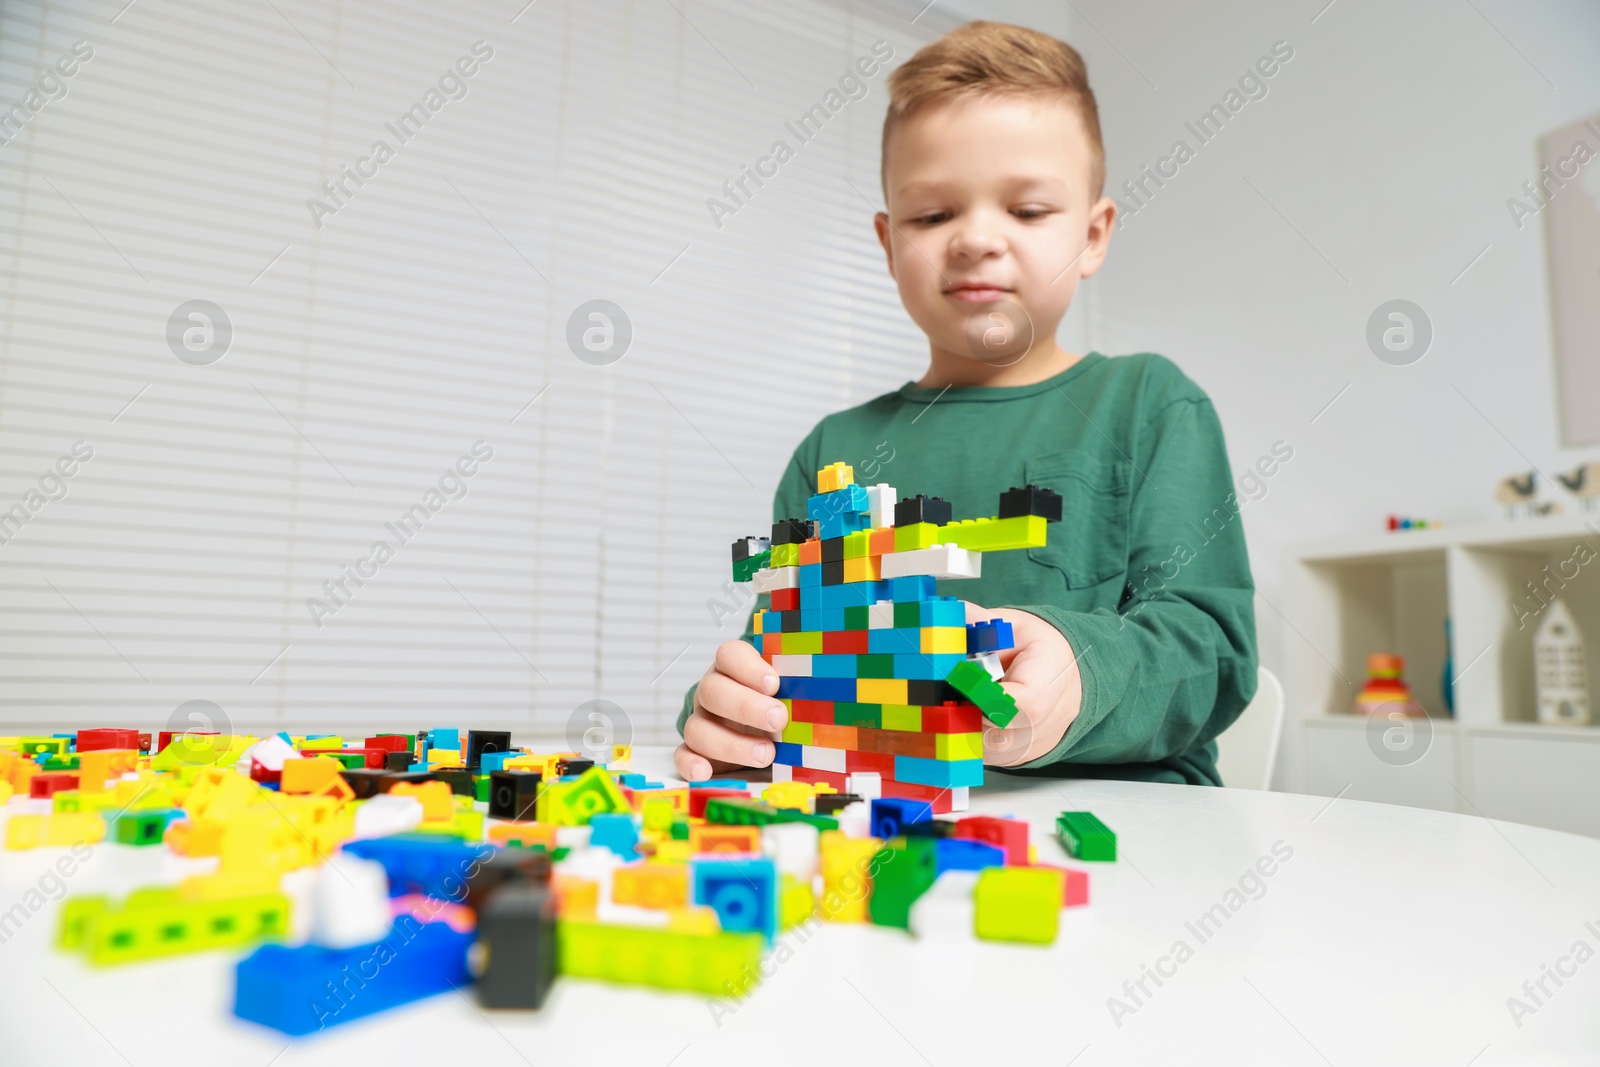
[818,832,881,922]
[113,809,179,847]
[692,857,777,943]
[537,767,630,826]
[870,797,932,839]
[933,837,1005,875]
[945,658,1020,728]
[867,836,938,929]
[589,813,641,860]
[234,916,472,1035]
[613,862,689,909]
[909,870,980,940]
[558,921,763,996]
[61,888,290,965]
[953,815,1029,865]
[474,882,557,1009]
[973,866,1065,944]
[341,835,485,899]
[1056,811,1116,861]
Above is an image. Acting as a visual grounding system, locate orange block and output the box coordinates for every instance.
[868,527,896,557]
[280,757,342,795]
[553,874,599,919]
[165,818,225,857]
[489,821,557,849]
[798,539,822,565]
[811,724,859,751]
[842,556,881,583]
[688,824,760,856]
[77,749,139,794]
[390,780,453,821]
[613,863,689,909]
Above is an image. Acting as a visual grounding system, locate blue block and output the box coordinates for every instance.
[806,485,869,522]
[772,742,802,767]
[479,751,514,774]
[588,813,640,860]
[800,610,825,631]
[820,606,846,631]
[692,779,750,789]
[341,835,485,899]
[618,773,647,787]
[887,575,937,602]
[893,653,967,680]
[815,511,871,540]
[428,729,460,752]
[922,597,968,627]
[632,781,664,790]
[693,857,778,943]
[776,676,855,702]
[814,581,884,609]
[234,917,472,1036]
[894,755,985,789]
[800,564,822,588]
[868,628,921,655]
[967,618,1015,654]
[871,797,933,839]
[810,654,858,678]
[934,838,1005,875]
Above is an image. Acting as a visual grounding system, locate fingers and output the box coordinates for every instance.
[714,640,779,699]
[699,655,787,734]
[673,742,739,782]
[683,706,776,770]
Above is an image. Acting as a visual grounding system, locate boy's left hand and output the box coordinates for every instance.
[963,603,1083,766]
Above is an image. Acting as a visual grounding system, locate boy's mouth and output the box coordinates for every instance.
[944,282,1012,302]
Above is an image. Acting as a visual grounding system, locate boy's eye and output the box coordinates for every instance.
[910,212,949,226]
[1013,208,1053,219]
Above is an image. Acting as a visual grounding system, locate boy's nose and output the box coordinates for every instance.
[949,224,1007,261]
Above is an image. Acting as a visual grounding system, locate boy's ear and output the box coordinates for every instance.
[873,211,896,280]
[1076,196,1118,280]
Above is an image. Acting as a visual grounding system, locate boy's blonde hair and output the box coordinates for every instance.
[882,21,1105,201]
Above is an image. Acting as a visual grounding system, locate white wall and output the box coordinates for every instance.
[947,0,1600,787]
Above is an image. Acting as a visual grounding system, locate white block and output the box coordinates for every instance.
[801,745,846,773]
[867,483,897,530]
[972,650,1003,681]
[278,867,318,945]
[948,787,970,812]
[762,822,820,880]
[771,763,793,783]
[249,734,299,773]
[881,544,981,580]
[752,567,800,593]
[352,794,423,838]
[312,854,394,949]
[596,900,671,927]
[556,825,593,851]
[836,800,872,838]
[909,870,979,940]
[771,654,813,677]
[845,772,881,800]
[868,601,896,629]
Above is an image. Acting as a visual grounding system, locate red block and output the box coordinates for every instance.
[791,700,836,725]
[762,633,781,654]
[1032,863,1090,907]
[30,773,78,798]
[822,630,870,655]
[789,766,848,790]
[687,788,747,819]
[844,750,895,775]
[770,587,800,612]
[920,703,984,733]
[138,732,152,755]
[337,747,391,770]
[249,759,281,785]
[364,736,412,753]
[954,815,1029,865]
[157,729,218,754]
[76,728,141,752]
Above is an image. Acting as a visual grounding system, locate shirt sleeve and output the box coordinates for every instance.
[676,435,820,737]
[1005,396,1259,770]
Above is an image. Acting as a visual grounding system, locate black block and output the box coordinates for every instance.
[731,535,769,561]
[466,730,512,770]
[340,768,394,800]
[428,767,475,797]
[895,495,952,527]
[820,537,845,563]
[906,679,962,706]
[779,610,801,633]
[821,559,844,586]
[998,484,1064,522]
[378,771,435,792]
[466,848,552,913]
[384,751,412,772]
[474,883,558,1010]
[814,793,861,815]
[489,770,542,821]
[557,757,594,777]
[903,819,956,838]
[771,518,810,546]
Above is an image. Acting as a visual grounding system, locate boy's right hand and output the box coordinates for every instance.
[673,640,787,782]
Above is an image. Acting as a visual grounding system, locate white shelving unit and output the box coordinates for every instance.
[1284,512,1600,837]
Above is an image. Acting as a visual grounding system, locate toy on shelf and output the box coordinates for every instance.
[1441,618,1455,717]
[1350,654,1428,718]
[1535,599,1591,725]
[1556,462,1600,511]
[1386,515,1440,531]
[1497,471,1562,519]
[731,461,1063,813]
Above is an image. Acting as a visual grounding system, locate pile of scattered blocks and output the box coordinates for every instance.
[735,461,1063,812]
[0,727,1114,1037]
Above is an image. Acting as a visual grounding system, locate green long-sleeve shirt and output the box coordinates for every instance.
[678,352,1259,786]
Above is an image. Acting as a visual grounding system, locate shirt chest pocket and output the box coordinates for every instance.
[1024,454,1132,590]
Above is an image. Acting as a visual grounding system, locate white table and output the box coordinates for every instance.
[3,746,1598,1067]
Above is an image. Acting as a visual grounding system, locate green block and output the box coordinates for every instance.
[843,531,870,559]
[945,658,1019,728]
[770,543,799,568]
[856,653,894,678]
[867,837,937,929]
[1056,811,1116,861]
[537,767,629,826]
[113,810,173,847]
[784,631,824,655]
[832,702,882,729]
[40,755,79,771]
[63,888,290,965]
[19,737,68,759]
[558,921,764,996]
[474,775,490,803]
[702,797,837,831]
[974,867,1062,944]
[670,817,691,840]
[843,606,870,631]
[327,752,366,770]
[893,602,921,628]
[52,790,82,813]
[732,550,771,583]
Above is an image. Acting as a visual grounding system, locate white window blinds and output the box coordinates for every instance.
[0,0,962,745]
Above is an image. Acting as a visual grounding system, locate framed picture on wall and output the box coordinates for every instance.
[1542,112,1600,448]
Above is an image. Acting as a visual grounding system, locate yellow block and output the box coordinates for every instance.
[391,780,454,821]
[613,863,689,909]
[427,749,462,768]
[819,831,881,923]
[46,812,107,847]
[762,782,818,812]
[935,514,1047,552]
[5,814,44,850]
[780,873,815,929]
[893,522,941,553]
[935,733,985,761]
[881,704,922,732]
[666,905,721,935]
[816,461,854,493]
[920,627,968,654]
[780,721,813,746]
[857,678,909,705]
[611,744,633,767]
[182,770,260,821]
[77,750,139,794]
[553,875,599,919]
[280,757,343,796]
[298,736,344,752]
[842,556,881,583]
[651,839,692,863]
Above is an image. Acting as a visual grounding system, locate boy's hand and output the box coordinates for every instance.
[674,640,785,782]
[965,603,1084,766]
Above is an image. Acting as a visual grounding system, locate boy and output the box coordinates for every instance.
[674,22,1257,787]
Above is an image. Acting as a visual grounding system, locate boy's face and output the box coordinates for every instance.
[876,93,1114,374]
